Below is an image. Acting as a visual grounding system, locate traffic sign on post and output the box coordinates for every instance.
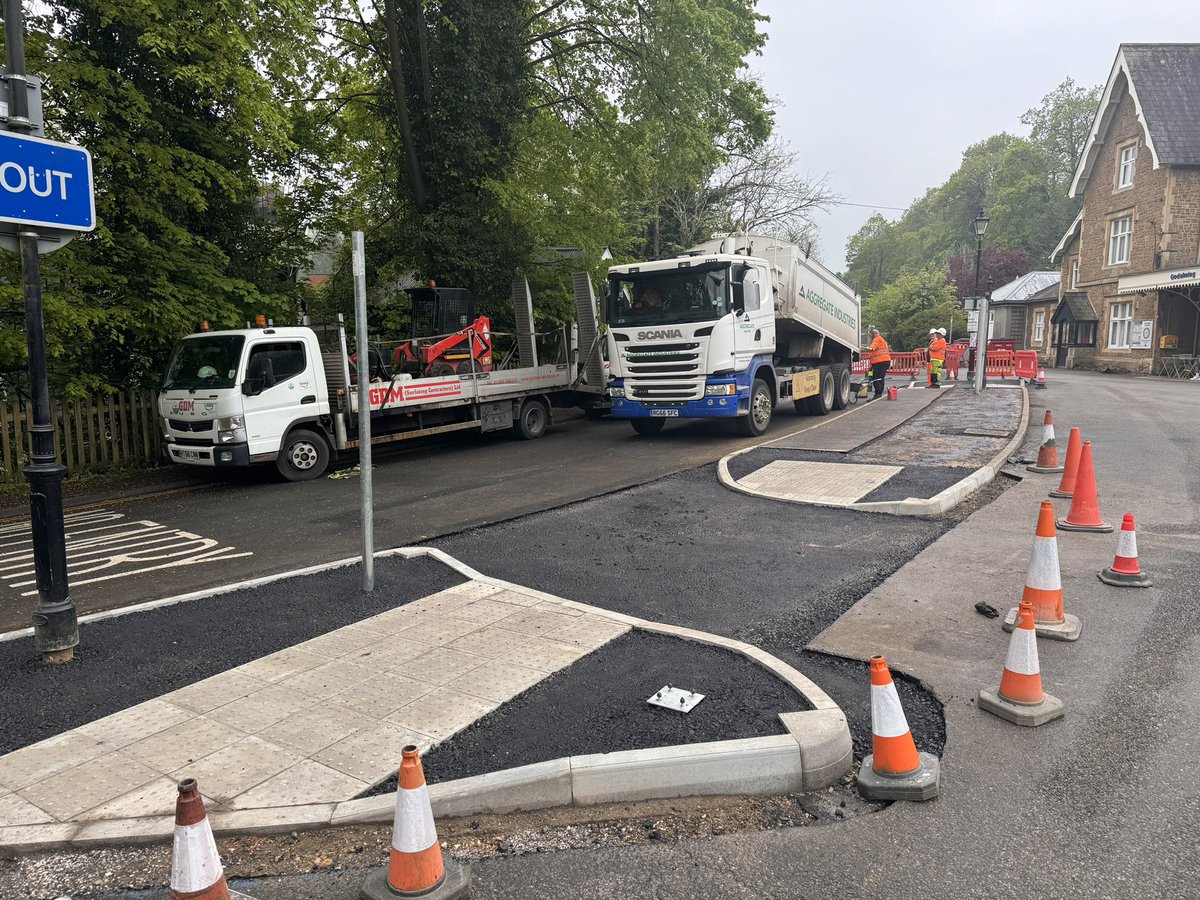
[0,131,94,231]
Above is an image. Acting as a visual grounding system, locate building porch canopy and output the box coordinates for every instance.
[1117,265,1200,295]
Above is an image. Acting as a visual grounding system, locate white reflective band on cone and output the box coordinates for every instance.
[1025,537,1062,590]
[1042,425,1054,444]
[1117,529,1137,558]
[870,682,910,738]
[1004,627,1040,676]
[171,822,224,892]
[391,784,438,853]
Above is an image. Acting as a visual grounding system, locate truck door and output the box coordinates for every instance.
[239,339,316,457]
[733,264,770,366]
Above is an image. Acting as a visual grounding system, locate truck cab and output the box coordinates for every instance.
[159,326,331,477]
[604,254,777,435]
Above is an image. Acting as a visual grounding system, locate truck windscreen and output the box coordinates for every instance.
[162,336,246,390]
[608,264,730,327]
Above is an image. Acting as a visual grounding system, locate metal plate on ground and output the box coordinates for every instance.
[647,685,705,713]
[737,460,902,505]
[962,427,1011,437]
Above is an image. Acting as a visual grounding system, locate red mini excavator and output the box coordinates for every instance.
[392,286,493,377]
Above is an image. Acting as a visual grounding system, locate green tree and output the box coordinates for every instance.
[0,0,321,395]
[862,267,964,353]
[1020,77,1102,188]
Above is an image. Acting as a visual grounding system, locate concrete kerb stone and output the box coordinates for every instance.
[0,548,853,853]
[718,385,1030,518]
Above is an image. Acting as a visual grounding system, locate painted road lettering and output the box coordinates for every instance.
[0,510,251,597]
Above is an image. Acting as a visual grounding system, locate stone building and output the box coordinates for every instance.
[1049,44,1200,373]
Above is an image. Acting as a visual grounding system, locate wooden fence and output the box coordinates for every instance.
[0,392,163,482]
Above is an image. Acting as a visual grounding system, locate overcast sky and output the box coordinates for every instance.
[754,0,1195,272]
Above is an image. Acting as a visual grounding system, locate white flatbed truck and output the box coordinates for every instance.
[158,278,606,480]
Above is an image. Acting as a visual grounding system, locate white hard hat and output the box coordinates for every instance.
[937,327,947,335]
[929,328,938,334]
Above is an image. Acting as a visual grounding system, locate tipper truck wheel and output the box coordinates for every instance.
[277,428,330,481]
[631,418,666,436]
[800,367,835,416]
[737,378,773,437]
[832,364,851,410]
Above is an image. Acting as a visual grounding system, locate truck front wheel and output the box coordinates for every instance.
[737,378,773,437]
[631,418,666,436]
[276,428,330,481]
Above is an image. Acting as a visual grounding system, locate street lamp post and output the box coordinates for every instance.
[971,208,990,395]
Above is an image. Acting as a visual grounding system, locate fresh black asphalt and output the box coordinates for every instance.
[366,630,808,793]
[432,466,950,758]
[0,556,462,755]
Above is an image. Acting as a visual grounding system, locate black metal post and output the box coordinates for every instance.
[5,0,78,661]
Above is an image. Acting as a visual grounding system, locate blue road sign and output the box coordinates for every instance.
[0,131,94,232]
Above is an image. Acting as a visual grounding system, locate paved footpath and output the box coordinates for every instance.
[0,579,627,836]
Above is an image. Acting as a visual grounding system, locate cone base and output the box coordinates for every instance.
[978,688,1064,727]
[1057,516,1114,533]
[360,858,470,900]
[857,751,940,802]
[1098,567,1153,588]
[1026,464,1064,474]
[1048,488,1073,498]
[1034,383,1047,389]
[1002,608,1082,642]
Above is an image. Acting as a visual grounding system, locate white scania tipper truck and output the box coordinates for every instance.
[603,234,862,436]
[157,278,606,481]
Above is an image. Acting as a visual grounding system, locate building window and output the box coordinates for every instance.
[1108,216,1132,266]
[1075,322,1097,347]
[1118,144,1136,189]
[1108,301,1132,349]
[1033,311,1045,344]
[1070,258,1079,289]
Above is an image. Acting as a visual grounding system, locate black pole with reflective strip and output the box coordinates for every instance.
[4,0,79,657]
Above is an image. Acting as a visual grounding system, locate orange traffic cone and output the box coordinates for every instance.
[1098,513,1153,587]
[1004,501,1082,641]
[1057,440,1113,533]
[1027,410,1064,474]
[979,599,1065,726]
[360,746,470,900]
[170,779,229,900]
[856,655,939,801]
[1035,367,1047,389]
[1049,427,1082,498]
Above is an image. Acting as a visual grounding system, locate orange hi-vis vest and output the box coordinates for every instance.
[929,336,947,361]
[866,335,891,365]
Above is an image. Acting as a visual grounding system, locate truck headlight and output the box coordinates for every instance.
[705,383,736,396]
[216,415,247,444]
[607,386,624,398]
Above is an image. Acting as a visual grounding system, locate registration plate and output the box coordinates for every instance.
[648,409,680,417]
[175,449,201,460]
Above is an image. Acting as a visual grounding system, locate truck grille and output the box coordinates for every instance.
[622,341,704,401]
[170,419,212,433]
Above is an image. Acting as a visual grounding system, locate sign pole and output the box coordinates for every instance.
[351,231,374,592]
[4,0,78,662]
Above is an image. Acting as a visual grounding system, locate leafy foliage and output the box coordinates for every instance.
[862,268,965,353]
[843,78,1101,299]
[0,0,323,395]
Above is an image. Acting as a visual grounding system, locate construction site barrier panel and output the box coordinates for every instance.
[945,347,964,380]
[985,349,1015,378]
[1014,350,1038,379]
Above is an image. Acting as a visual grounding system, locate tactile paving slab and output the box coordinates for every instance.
[737,459,902,504]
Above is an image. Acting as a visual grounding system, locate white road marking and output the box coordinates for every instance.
[1,510,252,597]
